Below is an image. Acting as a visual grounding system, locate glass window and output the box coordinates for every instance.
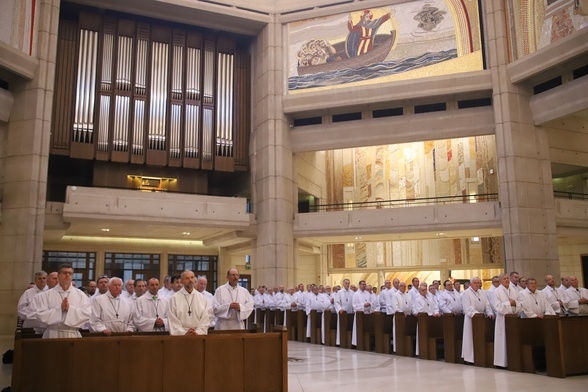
[168,254,217,292]
[104,253,160,282]
[42,251,96,289]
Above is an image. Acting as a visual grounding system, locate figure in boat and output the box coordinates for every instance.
[295,9,396,76]
[346,9,392,58]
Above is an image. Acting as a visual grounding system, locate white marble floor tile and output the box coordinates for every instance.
[287,342,588,392]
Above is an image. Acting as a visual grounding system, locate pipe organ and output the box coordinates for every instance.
[52,10,250,172]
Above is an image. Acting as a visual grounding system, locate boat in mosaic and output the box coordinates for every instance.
[296,31,396,76]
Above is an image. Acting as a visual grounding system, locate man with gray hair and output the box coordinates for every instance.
[17,270,48,333]
[461,277,494,363]
[484,276,501,315]
[90,277,134,334]
[121,279,135,299]
[391,281,412,353]
[196,275,216,328]
[565,276,588,315]
[494,273,522,367]
[158,275,173,299]
[542,274,569,315]
[47,272,59,289]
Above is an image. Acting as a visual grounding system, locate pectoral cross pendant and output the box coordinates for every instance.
[188,309,192,316]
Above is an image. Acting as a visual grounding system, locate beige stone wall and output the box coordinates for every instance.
[0,0,38,55]
[295,152,326,200]
[0,121,6,197]
[296,254,320,286]
[559,243,588,286]
[0,0,60,337]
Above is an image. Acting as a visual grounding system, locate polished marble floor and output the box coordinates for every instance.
[287,342,588,392]
[2,337,588,391]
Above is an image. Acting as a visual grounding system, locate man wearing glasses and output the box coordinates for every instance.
[212,268,254,330]
[32,263,91,338]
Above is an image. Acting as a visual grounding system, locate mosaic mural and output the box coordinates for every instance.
[287,0,483,92]
[326,135,501,269]
[507,0,588,60]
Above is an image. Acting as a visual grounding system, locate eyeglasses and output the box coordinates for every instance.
[98,274,109,279]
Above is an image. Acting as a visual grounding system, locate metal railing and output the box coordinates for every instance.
[306,193,499,213]
[554,191,588,201]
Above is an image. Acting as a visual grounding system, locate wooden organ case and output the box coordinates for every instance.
[51,9,251,173]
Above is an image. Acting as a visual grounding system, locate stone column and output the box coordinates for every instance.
[160,251,168,282]
[96,250,106,276]
[0,0,60,336]
[250,19,296,288]
[486,0,559,278]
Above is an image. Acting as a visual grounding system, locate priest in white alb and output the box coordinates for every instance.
[212,268,254,330]
[351,280,375,346]
[17,270,48,334]
[392,282,413,353]
[461,277,494,363]
[133,277,170,332]
[518,278,555,318]
[493,273,522,367]
[542,274,568,315]
[90,277,135,334]
[168,270,211,335]
[33,263,91,338]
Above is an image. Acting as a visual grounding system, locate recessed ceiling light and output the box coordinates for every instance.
[182,232,191,235]
[101,228,110,232]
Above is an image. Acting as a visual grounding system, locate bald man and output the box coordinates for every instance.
[168,270,211,335]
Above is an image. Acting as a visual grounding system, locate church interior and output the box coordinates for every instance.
[1,0,588,389]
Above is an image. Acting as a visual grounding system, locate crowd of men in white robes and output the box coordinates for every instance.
[249,272,588,367]
[17,264,588,368]
[17,265,255,338]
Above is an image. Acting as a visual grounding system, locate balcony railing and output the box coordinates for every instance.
[554,191,588,201]
[305,193,499,213]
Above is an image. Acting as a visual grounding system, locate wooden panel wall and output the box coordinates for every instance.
[13,330,286,392]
